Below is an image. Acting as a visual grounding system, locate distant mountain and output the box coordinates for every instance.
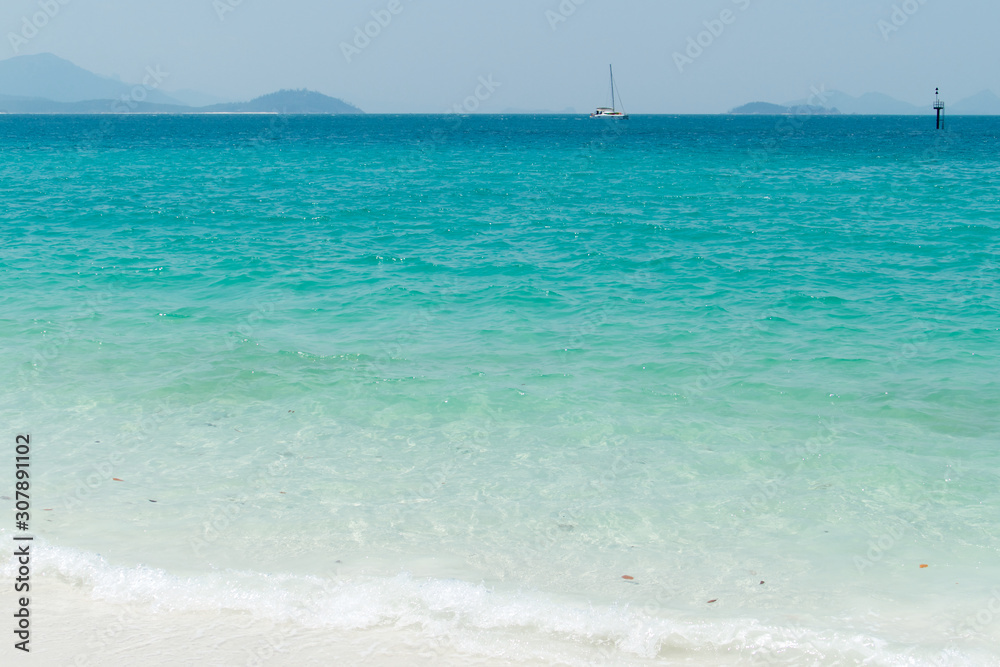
[0,54,363,115]
[202,89,362,114]
[728,101,840,115]
[0,90,362,115]
[732,88,999,115]
[0,95,189,114]
[781,90,924,115]
[952,90,1000,115]
[780,89,1000,115]
[0,53,184,105]
[729,102,787,115]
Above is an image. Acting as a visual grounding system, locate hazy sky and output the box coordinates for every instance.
[4,0,998,112]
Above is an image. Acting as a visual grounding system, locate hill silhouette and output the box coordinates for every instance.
[0,53,182,105]
[202,89,363,114]
[729,102,840,115]
[0,54,362,114]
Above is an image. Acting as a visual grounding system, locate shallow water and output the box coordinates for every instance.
[2,114,999,664]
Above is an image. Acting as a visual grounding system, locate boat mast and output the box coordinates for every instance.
[610,65,615,112]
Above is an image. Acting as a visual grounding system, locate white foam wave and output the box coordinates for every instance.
[3,539,994,666]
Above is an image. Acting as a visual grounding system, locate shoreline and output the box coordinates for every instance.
[3,540,995,666]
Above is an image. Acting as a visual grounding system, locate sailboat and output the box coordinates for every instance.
[590,65,629,119]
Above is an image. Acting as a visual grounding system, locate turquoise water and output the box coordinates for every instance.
[2,115,999,664]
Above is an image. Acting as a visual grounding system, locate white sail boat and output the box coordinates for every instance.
[590,65,629,119]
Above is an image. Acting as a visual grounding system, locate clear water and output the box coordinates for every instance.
[2,114,999,665]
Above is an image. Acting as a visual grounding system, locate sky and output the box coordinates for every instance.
[3,0,998,113]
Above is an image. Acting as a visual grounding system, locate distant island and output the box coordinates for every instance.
[0,89,363,115]
[728,89,1000,115]
[199,90,362,115]
[6,53,1000,116]
[729,102,840,115]
[0,53,362,114]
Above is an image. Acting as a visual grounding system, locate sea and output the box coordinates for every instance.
[1,114,998,666]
